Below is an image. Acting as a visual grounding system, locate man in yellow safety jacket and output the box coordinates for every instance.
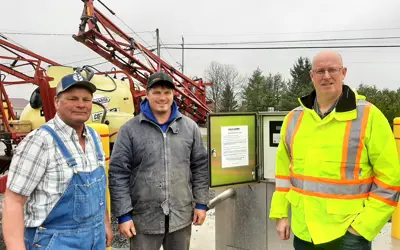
[269,50,400,250]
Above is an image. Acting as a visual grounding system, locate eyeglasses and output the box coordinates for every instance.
[311,67,343,76]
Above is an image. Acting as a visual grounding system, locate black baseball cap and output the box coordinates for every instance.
[146,72,175,90]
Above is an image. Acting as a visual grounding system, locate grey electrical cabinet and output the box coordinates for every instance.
[207,111,292,250]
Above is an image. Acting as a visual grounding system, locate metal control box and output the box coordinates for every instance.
[208,112,290,250]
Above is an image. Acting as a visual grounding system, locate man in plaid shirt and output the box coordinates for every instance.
[2,72,113,249]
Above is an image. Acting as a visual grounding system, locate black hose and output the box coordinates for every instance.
[92,101,107,124]
[82,65,117,92]
[98,0,116,15]
[0,74,6,82]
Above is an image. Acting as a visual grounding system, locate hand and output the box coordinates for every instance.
[276,218,290,240]
[105,220,114,247]
[347,226,360,236]
[193,209,207,226]
[118,220,137,238]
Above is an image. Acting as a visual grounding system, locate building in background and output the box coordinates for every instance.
[9,98,29,119]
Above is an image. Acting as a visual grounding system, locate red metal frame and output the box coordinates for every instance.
[73,0,212,123]
[0,38,60,193]
[0,38,58,123]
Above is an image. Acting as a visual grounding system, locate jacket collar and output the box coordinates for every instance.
[299,84,357,113]
[139,112,183,133]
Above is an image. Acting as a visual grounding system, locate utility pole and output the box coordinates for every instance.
[181,36,184,74]
[156,28,160,57]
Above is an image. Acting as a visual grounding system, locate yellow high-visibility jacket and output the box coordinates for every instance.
[269,85,400,244]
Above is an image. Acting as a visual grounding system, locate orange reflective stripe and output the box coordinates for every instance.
[291,112,304,163]
[284,108,304,174]
[289,174,399,205]
[291,185,369,200]
[340,121,352,180]
[276,175,290,191]
[285,108,304,160]
[354,104,371,179]
[369,193,398,207]
[286,102,371,181]
[285,111,295,135]
[276,187,290,192]
[277,109,303,194]
[341,101,371,180]
[284,111,295,156]
[369,179,400,206]
[276,175,290,180]
[291,172,373,185]
[290,176,372,197]
[374,178,400,191]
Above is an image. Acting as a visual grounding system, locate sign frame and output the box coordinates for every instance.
[207,112,259,188]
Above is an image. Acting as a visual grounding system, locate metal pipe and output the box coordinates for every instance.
[207,188,236,210]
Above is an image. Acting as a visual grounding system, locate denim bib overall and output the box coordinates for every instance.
[24,125,106,250]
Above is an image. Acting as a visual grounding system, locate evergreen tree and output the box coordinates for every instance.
[219,83,238,112]
[242,68,266,111]
[280,57,314,110]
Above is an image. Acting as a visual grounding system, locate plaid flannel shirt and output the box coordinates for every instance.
[7,114,105,227]
[313,94,341,119]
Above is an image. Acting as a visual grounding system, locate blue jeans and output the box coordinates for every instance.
[294,231,371,250]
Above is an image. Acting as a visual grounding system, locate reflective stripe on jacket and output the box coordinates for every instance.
[269,85,400,244]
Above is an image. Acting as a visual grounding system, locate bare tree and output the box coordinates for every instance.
[204,61,224,112]
[204,61,245,112]
[223,65,245,97]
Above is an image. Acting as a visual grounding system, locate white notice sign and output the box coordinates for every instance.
[272,133,280,144]
[221,126,249,168]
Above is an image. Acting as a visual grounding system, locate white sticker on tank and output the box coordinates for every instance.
[91,108,120,121]
[93,95,111,104]
[92,111,103,122]
[93,94,110,109]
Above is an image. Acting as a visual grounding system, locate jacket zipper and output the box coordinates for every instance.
[163,132,168,210]
[145,118,180,214]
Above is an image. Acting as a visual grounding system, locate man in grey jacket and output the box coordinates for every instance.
[109,71,209,250]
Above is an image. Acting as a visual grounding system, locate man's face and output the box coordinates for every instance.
[55,87,93,127]
[146,85,174,115]
[310,51,347,99]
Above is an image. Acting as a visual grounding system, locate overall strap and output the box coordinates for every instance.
[40,125,77,168]
[86,126,103,161]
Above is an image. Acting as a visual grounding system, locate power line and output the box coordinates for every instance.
[2,27,400,38]
[114,18,154,48]
[89,60,111,67]
[163,36,400,46]
[0,32,72,36]
[347,61,400,64]
[0,33,29,50]
[95,0,154,48]
[63,56,104,65]
[181,27,400,37]
[162,45,400,50]
[88,50,145,68]
[15,56,108,75]
[0,30,154,36]
[159,38,181,68]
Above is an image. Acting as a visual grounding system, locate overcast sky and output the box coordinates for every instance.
[1,0,400,99]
